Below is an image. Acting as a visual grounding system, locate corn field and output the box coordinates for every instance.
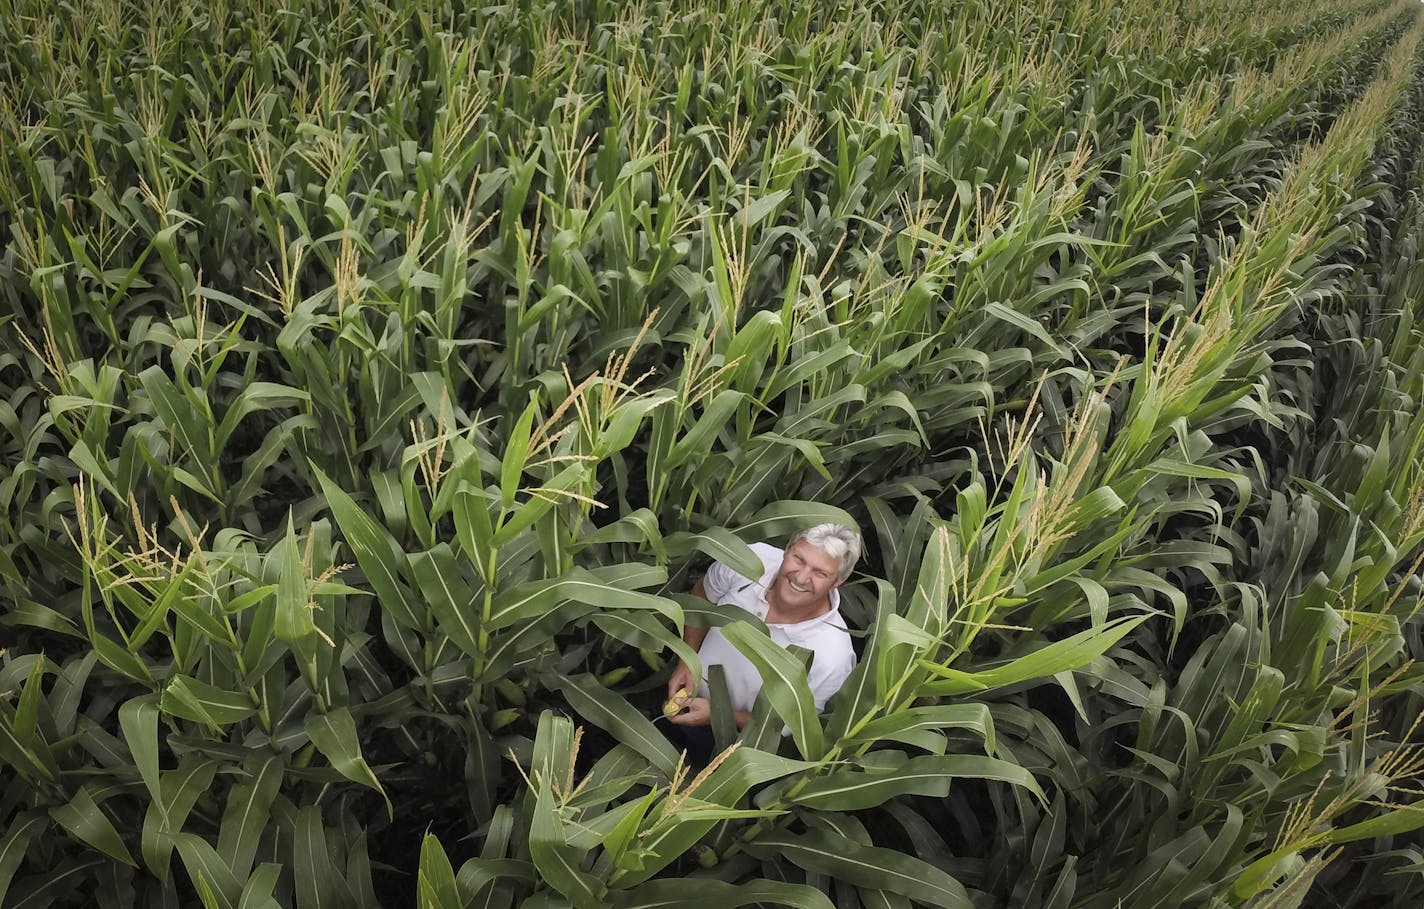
[3,0,1424,905]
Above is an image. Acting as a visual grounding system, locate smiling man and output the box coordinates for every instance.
[665,523,862,732]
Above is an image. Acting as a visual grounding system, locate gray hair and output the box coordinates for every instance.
[790,523,862,583]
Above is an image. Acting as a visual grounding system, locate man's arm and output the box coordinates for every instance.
[668,565,761,729]
[671,578,754,728]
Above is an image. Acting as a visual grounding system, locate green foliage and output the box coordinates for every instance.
[3,0,1424,906]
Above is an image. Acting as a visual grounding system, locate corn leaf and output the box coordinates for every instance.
[304,708,391,812]
[920,615,1150,695]
[720,623,823,759]
[418,833,464,909]
[746,828,974,908]
[49,786,135,867]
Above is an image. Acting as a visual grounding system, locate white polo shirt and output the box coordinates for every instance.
[694,542,856,715]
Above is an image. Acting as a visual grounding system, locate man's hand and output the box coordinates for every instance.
[668,696,710,726]
[666,661,694,702]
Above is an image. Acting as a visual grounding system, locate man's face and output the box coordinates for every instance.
[774,540,843,611]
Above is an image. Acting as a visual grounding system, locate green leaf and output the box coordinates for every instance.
[1156,805,1246,907]
[609,794,780,888]
[694,746,817,807]
[453,484,497,581]
[0,545,23,586]
[12,653,48,748]
[776,384,866,437]
[304,708,391,812]
[667,389,745,469]
[598,791,658,870]
[166,579,237,646]
[872,613,936,705]
[903,524,952,637]
[500,399,538,510]
[920,615,1149,695]
[483,602,597,679]
[456,857,536,907]
[846,703,996,754]
[493,463,587,546]
[548,672,681,778]
[274,513,315,644]
[1324,798,1424,844]
[610,878,834,909]
[982,303,1068,358]
[488,568,680,630]
[1241,850,1333,909]
[51,652,97,737]
[859,889,912,909]
[2,600,81,637]
[582,509,667,562]
[217,754,284,878]
[214,382,309,450]
[85,627,154,683]
[409,543,481,658]
[664,528,764,582]
[347,833,380,909]
[50,786,136,867]
[141,758,219,878]
[138,364,214,471]
[161,675,257,729]
[1208,667,1284,765]
[790,753,1044,810]
[0,813,46,905]
[596,390,676,458]
[3,857,104,909]
[1062,486,1126,531]
[114,579,169,650]
[736,500,859,543]
[237,864,284,909]
[741,188,792,229]
[174,834,243,909]
[294,806,350,909]
[747,829,973,908]
[0,691,57,785]
[313,466,423,630]
[590,611,702,683]
[417,832,463,909]
[721,622,823,759]
[529,759,605,908]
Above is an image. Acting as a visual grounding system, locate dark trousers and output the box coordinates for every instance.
[662,723,715,770]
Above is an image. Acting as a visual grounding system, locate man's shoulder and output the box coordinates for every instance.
[745,541,783,575]
[704,541,781,599]
[717,541,782,583]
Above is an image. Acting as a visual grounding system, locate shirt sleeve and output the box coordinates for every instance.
[699,543,775,606]
[700,558,740,604]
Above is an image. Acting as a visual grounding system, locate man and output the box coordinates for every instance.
[665,523,862,730]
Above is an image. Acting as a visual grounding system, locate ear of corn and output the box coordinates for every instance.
[663,687,691,718]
